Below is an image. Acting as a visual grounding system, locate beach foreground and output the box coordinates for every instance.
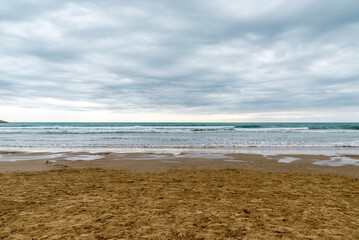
[0,152,358,239]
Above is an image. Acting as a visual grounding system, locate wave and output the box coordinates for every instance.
[309,126,359,130]
[1,143,359,149]
[192,127,235,132]
[1,126,359,134]
[1,123,359,134]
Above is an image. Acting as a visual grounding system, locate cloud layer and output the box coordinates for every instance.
[1,0,359,121]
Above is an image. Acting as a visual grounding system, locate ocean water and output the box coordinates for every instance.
[0,122,359,154]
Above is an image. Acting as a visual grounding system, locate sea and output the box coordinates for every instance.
[0,122,359,155]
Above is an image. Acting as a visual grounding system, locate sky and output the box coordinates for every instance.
[1,0,359,122]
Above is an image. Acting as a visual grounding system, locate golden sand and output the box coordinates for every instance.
[1,168,358,239]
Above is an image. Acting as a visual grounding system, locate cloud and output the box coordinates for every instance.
[0,0,359,121]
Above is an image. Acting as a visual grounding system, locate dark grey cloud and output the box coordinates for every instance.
[1,0,359,119]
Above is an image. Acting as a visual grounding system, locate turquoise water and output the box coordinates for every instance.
[0,122,359,154]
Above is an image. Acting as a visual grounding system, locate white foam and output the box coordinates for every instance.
[65,155,103,161]
[313,156,359,166]
[278,157,300,163]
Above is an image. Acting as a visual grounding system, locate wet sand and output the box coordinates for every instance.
[1,152,358,178]
[0,152,359,239]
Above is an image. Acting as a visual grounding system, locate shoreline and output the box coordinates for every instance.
[1,151,358,178]
[2,145,359,155]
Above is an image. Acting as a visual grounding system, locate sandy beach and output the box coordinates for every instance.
[0,152,358,239]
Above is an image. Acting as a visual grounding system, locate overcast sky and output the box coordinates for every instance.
[1,0,359,122]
